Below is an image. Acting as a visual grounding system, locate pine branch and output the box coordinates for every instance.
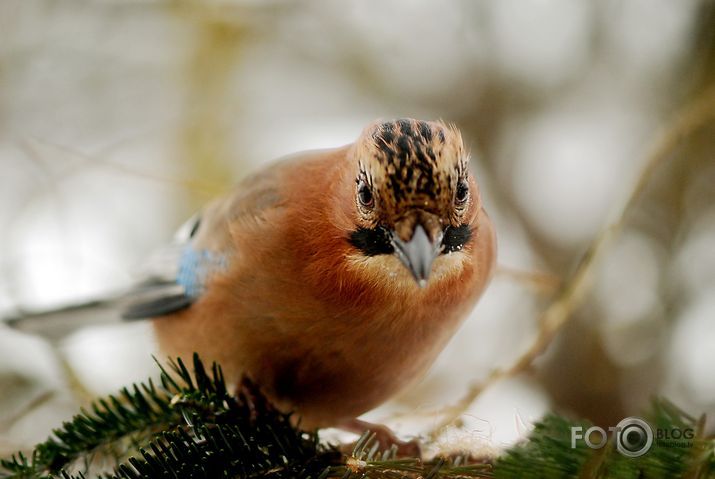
[494,399,715,479]
[0,355,492,479]
[0,355,246,478]
[2,354,713,479]
[0,375,176,478]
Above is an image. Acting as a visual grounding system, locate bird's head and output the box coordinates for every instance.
[345,118,481,287]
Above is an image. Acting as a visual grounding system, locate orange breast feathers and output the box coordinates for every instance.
[151,118,496,429]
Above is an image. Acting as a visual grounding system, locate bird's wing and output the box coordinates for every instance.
[120,159,290,320]
[4,151,318,337]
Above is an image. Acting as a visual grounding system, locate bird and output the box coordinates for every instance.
[8,118,496,445]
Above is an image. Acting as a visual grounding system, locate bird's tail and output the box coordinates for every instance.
[3,295,126,342]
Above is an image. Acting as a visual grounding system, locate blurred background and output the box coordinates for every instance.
[1,0,714,456]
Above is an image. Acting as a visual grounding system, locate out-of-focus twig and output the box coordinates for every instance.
[22,136,225,198]
[495,266,561,295]
[428,83,715,439]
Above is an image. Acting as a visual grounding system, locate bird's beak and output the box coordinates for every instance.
[391,224,443,287]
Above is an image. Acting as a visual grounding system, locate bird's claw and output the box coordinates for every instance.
[340,419,422,458]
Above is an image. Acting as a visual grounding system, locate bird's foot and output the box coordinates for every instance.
[340,418,421,458]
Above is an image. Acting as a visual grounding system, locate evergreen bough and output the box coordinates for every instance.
[1,354,713,478]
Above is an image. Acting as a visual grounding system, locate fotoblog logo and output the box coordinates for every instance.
[571,417,654,458]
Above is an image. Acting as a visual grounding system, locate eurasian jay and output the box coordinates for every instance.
[10,118,496,443]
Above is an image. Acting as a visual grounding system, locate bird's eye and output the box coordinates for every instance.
[357,181,374,208]
[455,179,469,206]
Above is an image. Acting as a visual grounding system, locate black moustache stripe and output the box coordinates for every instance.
[348,226,394,256]
[349,224,472,256]
[442,224,472,253]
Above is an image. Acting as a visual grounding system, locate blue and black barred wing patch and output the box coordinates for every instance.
[121,286,193,319]
[121,245,229,320]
